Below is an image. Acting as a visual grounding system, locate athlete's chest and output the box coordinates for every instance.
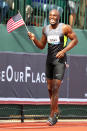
[47,29,64,45]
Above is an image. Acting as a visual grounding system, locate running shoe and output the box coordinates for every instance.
[47,113,59,126]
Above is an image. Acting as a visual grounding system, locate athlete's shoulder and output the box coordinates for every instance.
[58,23,65,30]
[62,24,72,35]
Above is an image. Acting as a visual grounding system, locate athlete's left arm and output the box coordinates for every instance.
[56,25,78,58]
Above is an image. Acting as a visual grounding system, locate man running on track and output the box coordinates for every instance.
[28,9,78,126]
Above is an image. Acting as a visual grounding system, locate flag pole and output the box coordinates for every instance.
[18,10,29,32]
[24,21,29,32]
[18,10,35,46]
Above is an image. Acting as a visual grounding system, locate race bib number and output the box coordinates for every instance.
[47,35,60,44]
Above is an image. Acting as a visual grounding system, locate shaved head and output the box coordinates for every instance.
[49,9,60,18]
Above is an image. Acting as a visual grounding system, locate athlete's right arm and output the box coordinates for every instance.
[28,27,47,49]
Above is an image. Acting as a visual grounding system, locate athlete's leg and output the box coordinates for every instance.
[46,61,66,125]
[47,79,61,117]
[47,79,61,126]
[51,79,61,116]
[47,79,52,115]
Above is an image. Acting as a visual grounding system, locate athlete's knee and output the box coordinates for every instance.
[52,79,61,88]
[52,79,61,93]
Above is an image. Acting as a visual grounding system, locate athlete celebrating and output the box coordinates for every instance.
[28,9,78,126]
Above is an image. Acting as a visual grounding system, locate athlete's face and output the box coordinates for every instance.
[49,10,60,25]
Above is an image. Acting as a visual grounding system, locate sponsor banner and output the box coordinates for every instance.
[0,52,87,104]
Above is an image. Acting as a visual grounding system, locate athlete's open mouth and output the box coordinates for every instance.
[50,19,55,23]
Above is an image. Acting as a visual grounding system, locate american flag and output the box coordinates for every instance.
[7,13,25,33]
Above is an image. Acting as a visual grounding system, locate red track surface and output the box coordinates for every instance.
[0,121,87,131]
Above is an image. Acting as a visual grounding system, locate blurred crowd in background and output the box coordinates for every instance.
[0,0,87,29]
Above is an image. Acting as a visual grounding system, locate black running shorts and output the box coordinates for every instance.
[46,60,66,80]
